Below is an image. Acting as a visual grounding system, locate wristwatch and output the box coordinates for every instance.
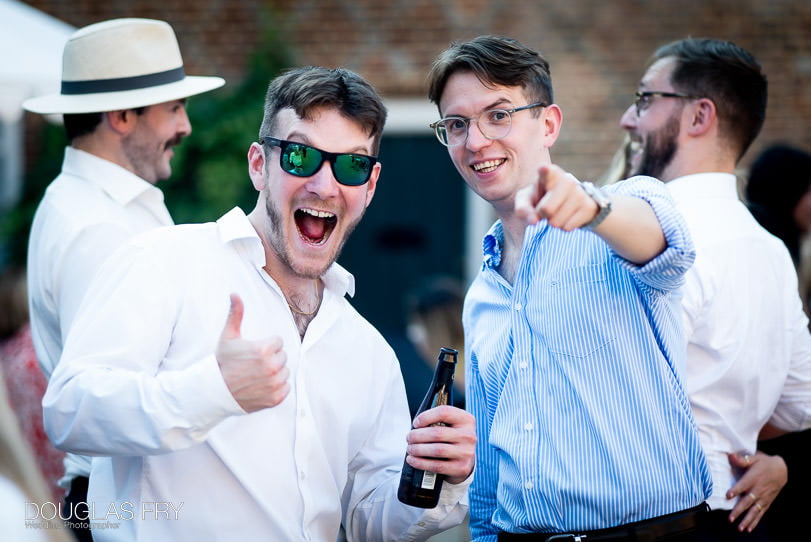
[579,181,612,230]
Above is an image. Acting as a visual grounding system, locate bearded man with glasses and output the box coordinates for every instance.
[428,35,712,541]
[621,38,811,541]
[42,66,476,541]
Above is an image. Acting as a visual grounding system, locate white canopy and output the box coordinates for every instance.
[0,0,74,211]
[0,0,74,123]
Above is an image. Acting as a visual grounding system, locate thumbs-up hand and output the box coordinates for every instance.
[216,294,289,412]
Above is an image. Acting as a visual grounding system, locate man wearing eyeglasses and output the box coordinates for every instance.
[42,66,475,541]
[621,38,811,541]
[427,35,711,541]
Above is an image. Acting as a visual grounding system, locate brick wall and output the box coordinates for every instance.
[23,0,811,181]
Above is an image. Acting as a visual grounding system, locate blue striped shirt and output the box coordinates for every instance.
[463,176,712,540]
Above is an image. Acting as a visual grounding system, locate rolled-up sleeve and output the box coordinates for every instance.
[608,176,696,292]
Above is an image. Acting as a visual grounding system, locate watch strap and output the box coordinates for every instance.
[580,181,612,230]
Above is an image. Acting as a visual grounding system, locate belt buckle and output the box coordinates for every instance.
[548,535,587,542]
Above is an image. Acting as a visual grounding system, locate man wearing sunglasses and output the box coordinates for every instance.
[42,66,475,541]
[621,38,811,541]
[427,35,712,541]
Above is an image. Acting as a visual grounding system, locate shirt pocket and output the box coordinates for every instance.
[532,263,617,358]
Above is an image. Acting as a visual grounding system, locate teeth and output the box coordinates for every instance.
[300,208,335,219]
[473,159,504,173]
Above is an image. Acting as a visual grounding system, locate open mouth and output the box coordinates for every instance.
[295,207,337,245]
[472,159,505,174]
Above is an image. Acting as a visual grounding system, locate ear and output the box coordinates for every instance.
[541,104,563,149]
[686,98,716,137]
[248,142,268,191]
[105,109,137,135]
[363,162,381,209]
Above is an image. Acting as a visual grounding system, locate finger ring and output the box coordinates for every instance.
[748,492,758,501]
[755,502,763,511]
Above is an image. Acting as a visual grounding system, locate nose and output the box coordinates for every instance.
[465,120,492,152]
[305,161,340,199]
[619,104,637,131]
[178,106,192,137]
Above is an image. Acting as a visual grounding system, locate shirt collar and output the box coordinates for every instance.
[482,220,504,269]
[215,207,356,298]
[62,146,164,206]
[666,172,739,203]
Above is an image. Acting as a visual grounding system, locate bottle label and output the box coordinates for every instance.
[421,470,437,490]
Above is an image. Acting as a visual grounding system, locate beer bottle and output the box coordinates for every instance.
[397,347,458,508]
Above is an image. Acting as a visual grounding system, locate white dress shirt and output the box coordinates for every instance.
[27,147,173,488]
[668,173,811,510]
[43,208,470,542]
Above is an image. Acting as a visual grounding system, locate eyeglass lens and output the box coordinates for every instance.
[635,93,659,115]
[438,109,513,146]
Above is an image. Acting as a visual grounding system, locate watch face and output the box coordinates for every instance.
[580,182,612,229]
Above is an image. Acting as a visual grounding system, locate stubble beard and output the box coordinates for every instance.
[122,132,181,184]
[264,193,364,280]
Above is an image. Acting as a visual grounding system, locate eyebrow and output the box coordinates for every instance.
[444,97,515,118]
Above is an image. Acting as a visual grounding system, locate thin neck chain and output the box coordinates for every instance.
[286,280,321,317]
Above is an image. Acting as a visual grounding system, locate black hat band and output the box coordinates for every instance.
[61,66,186,95]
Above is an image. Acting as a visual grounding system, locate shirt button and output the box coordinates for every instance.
[519,361,528,369]
[300,471,306,480]
[513,302,523,311]
[524,422,533,431]
[525,481,534,490]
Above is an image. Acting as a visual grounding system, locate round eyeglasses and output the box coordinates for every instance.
[430,102,547,147]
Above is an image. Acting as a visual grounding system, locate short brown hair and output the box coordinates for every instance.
[427,35,553,114]
[650,38,767,162]
[259,66,387,155]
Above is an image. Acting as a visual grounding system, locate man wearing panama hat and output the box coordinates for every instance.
[23,17,223,540]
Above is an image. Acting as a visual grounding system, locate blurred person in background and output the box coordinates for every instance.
[404,275,467,411]
[22,17,224,541]
[0,362,73,542]
[744,143,811,541]
[596,133,639,186]
[0,266,65,503]
[745,144,811,311]
[403,278,470,542]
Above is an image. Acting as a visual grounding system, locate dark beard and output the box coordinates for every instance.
[634,115,680,180]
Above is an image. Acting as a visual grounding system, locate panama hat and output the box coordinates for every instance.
[23,18,225,114]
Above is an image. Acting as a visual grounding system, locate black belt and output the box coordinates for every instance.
[498,503,709,542]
